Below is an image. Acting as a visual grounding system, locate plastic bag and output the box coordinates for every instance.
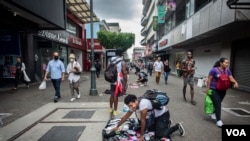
[204,95,214,114]
[23,71,31,82]
[39,81,46,90]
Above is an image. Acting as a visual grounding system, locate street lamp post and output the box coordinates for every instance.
[89,0,98,96]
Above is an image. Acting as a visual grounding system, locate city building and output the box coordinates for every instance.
[0,0,99,86]
[141,0,250,92]
[133,47,145,62]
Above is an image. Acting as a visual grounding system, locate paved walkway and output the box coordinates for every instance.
[0,70,250,141]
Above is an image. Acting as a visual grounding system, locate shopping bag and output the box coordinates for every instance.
[23,71,31,82]
[204,95,214,114]
[197,78,203,87]
[38,81,46,90]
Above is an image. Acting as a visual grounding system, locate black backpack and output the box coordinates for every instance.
[139,89,169,110]
[104,57,121,83]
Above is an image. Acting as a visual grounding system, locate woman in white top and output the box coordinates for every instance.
[66,53,82,101]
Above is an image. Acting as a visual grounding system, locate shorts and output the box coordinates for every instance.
[183,75,194,86]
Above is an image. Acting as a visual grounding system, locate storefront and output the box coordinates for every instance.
[34,30,69,79]
[0,31,21,78]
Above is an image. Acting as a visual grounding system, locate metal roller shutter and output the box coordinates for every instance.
[233,44,250,92]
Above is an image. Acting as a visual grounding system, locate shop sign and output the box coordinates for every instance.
[158,5,165,24]
[153,16,158,31]
[159,39,168,47]
[38,30,69,44]
[69,35,82,46]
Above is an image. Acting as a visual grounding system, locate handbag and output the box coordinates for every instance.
[73,63,81,75]
[38,80,46,90]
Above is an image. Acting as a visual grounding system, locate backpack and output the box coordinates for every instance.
[216,68,231,91]
[104,57,121,83]
[140,89,169,110]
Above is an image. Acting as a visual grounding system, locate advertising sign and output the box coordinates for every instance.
[166,0,176,12]
[158,5,166,24]
[153,16,158,31]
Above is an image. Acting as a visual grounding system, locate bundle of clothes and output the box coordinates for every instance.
[102,118,170,141]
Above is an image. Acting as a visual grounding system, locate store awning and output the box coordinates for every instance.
[66,0,100,23]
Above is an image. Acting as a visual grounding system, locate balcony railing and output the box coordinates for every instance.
[141,27,148,36]
[143,0,152,16]
[140,38,146,46]
[141,16,148,26]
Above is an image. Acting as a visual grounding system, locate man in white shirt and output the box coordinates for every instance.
[153,57,164,84]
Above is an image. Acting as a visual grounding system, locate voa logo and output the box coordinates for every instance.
[226,129,246,136]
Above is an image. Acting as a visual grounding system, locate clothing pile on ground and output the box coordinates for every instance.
[102,118,171,141]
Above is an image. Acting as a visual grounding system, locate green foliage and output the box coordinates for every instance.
[97,30,135,52]
[123,58,130,62]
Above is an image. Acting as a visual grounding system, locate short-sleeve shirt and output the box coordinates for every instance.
[209,67,232,89]
[46,59,65,79]
[138,99,166,119]
[153,61,163,72]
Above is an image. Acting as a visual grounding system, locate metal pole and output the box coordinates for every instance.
[89,0,98,96]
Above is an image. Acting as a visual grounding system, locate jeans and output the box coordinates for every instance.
[148,69,152,76]
[210,89,226,121]
[154,111,178,139]
[51,78,61,98]
[164,72,169,82]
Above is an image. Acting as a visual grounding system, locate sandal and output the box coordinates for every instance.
[191,100,196,105]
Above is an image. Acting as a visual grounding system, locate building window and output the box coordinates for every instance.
[195,0,212,12]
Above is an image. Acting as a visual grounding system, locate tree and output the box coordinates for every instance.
[97,30,135,52]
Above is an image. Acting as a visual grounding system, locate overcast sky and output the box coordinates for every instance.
[87,0,144,58]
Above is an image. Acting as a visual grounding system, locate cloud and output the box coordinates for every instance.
[92,0,140,20]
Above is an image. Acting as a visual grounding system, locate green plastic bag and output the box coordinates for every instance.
[204,90,214,114]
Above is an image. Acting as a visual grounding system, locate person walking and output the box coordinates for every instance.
[206,57,239,127]
[153,57,164,84]
[111,94,185,141]
[163,60,171,84]
[181,51,196,105]
[66,53,82,102]
[176,61,181,77]
[95,60,101,78]
[13,56,30,90]
[44,52,65,103]
[147,59,153,76]
[109,48,128,116]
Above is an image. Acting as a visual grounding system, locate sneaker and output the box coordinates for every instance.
[210,113,216,120]
[113,110,120,116]
[191,100,196,105]
[12,87,17,90]
[109,108,113,113]
[54,98,58,103]
[176,122,185,136]
[216,120,223,127]
[168,119,172,128]
[77,92,81,99]
[70,98,76,101]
